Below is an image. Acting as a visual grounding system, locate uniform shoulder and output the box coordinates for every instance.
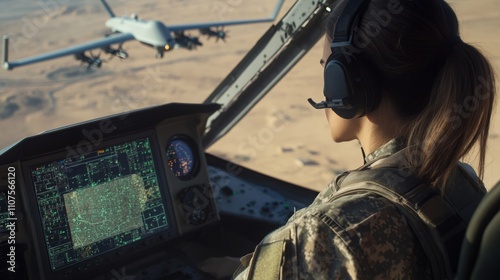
[278,184,424,279]
[306,183,400,231]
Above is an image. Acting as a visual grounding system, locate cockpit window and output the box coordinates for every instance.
[0,0,276,149]
[206,39,363,192]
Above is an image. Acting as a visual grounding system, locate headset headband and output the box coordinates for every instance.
[331,0,371,48]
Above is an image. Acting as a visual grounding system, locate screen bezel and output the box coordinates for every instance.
[21,130,179,280]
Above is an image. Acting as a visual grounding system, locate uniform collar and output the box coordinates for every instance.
[333,138,407,191]
[364,138,406,167]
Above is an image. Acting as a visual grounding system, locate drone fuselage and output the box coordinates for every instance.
[105,17,176,51]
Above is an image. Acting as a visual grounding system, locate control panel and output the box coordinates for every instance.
[0,103,221,280]
[0,103,318,280]
[208,165,303,225]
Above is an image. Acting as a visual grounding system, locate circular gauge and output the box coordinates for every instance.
[166,137,198,179]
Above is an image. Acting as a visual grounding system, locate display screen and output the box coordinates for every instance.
[166,138,197,179]
[29,137,169,271]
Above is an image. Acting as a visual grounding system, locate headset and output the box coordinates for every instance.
[308,0,381,119]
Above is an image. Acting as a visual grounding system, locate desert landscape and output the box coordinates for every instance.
[1,0,499,192]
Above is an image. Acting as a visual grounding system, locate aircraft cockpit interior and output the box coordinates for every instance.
[3,0,499,279]
[0,102,317,280]
[0,0,336,278]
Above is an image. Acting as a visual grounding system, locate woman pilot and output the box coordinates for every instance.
[233,0,496,279]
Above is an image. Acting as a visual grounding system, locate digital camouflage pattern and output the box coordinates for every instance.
[233,139,446,280]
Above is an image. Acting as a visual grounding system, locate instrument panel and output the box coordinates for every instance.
[0,103,221,280]
[0,103,315,280]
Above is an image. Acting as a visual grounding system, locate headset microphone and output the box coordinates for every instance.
[307,98,353,109]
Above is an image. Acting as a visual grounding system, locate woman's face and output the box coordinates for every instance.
[321,36,361,142]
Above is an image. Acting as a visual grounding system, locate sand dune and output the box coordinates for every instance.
[0,0,499,191]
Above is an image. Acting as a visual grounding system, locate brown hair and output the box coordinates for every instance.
[325,0,496,189]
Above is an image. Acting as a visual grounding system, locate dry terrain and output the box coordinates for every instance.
[1,0,499,191]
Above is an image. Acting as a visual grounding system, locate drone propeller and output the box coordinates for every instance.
[200,27,228,42]
[105,43,128,61]
[215,26,228,42]
[76,50,103,69]
[79,59,95,70]
[91,50,102,68]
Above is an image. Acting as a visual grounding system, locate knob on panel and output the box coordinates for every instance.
[177,185,215,225]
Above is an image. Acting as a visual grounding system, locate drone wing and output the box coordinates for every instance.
[3,33,135,70]
[167,0,284,32]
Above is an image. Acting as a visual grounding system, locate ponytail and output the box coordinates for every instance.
[406,41,496,189]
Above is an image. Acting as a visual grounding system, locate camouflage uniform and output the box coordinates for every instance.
[233,139,485,280]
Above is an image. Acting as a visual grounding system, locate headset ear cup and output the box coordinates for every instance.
[346,55,382,117]
[324,54,355,118]
[323,53,381,119]
[324,57,357,119]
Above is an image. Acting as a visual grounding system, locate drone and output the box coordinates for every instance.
[2,0,283,70]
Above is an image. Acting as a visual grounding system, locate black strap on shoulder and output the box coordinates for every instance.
[334,167,457,280]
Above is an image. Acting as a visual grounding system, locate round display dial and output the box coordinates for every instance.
[166,138,197,179]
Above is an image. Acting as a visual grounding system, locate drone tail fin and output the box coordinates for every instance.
[100,0,116,18]
[2,36,11,71]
